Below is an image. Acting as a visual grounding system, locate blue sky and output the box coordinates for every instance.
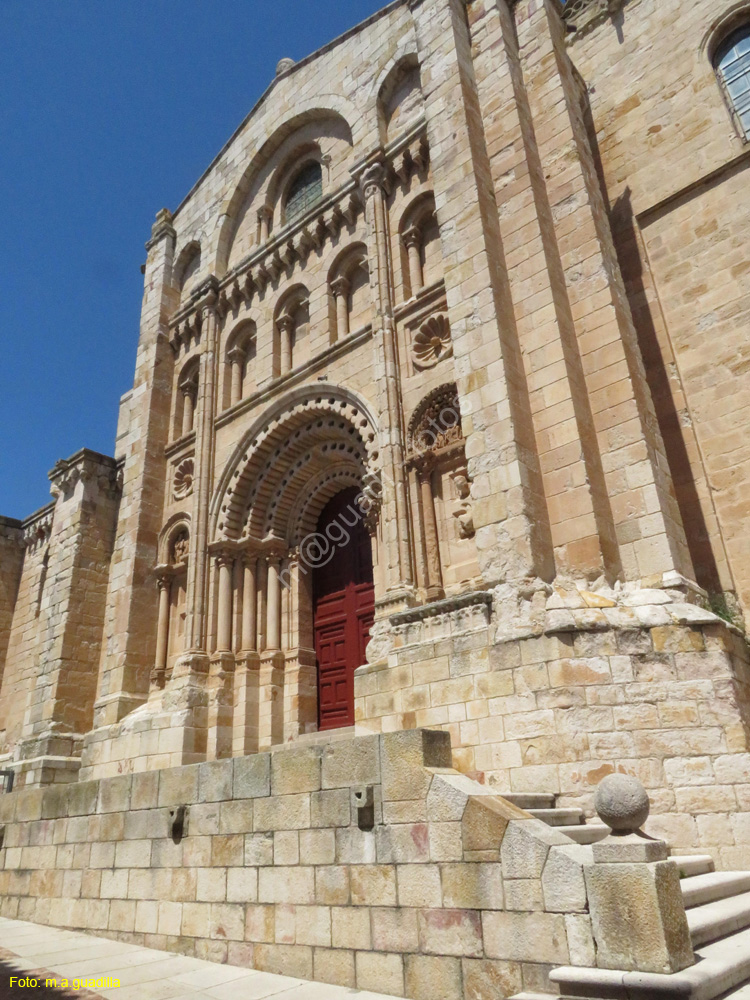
[0,0,385,519]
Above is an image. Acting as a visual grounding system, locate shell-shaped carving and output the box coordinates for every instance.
[413,314,452,368]
[173,459,194,500]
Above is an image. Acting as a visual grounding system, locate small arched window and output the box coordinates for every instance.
[285,162,323,222]
[716,24,750,139]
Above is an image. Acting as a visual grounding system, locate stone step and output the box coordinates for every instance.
[550,924,750,999]
[501,792,556,810]
[508,994,557,999]
[555,822,610,844]
[529,807,585,827]
[682,873,750,910]
[718,984,750,998]
[271,727,356,750]
[674,855,717,878]
[688,890,750,948]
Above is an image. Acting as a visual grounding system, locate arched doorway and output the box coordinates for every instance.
[313,487,375,730]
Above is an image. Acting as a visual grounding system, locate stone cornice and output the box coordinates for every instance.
[48,448,121,501]
[390,589,493,626]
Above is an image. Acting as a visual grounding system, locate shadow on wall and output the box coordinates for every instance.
[574,69,723,595]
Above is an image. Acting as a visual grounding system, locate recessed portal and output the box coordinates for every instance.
[313,487,375,730]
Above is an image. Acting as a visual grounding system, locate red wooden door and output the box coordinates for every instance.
[313,488,375,730]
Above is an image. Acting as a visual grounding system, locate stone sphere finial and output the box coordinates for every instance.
[595,773,650,834]
[276,57,295,76]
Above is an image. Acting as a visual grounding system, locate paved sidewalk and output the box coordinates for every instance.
[0,919,395,1000]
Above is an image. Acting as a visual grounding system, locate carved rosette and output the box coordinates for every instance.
[412,314,452,369]
[173,459,195,501]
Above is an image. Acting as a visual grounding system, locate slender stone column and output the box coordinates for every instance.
[331,275,350,339]
[402,226,424,296]
[266,556,282,651]
[180,385,195,437]
[216,554,234,653]
[361,160,414,601]
[241,554,257,653]
[257,205,272,244]
[184,279,220,654]
[418,463,444,601]
[152,574,171,689]
[228,347,245,407]
[278,315,294,375]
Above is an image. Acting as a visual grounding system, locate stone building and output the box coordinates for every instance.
[1,0,750,996]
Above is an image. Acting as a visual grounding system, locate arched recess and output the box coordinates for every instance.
[377,55,425,144]
[154,514,191,689]
[216,105,356,275]
[406,384,479,600]
[274,284,310,375]
[173,241,202,303]
[399,191,441,298]
[224,318,257,409]
[174,356,200,439]
[327,242,370,341]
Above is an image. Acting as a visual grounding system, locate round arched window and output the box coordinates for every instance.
[715,24,750,139]
[285,162,323,222]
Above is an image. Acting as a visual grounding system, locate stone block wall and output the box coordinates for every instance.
[0,730,601,999]
[0,517,23,695]
[566,0,750,609]
[0,506,55,756]
[356,589,750,868]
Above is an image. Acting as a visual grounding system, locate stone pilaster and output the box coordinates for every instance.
[89,209,177,731]
[408,0,555,588]
[0,517,23,694]
[512,0,693,585]
[360,160,414,609]
[15,449,120,785]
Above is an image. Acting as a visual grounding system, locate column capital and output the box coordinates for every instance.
[277,312,295,333]
[401,224,423,250]
[215,550,236,569]
[192,276,220,317]
[227,345,246,365]
[179,373,198,395]
[257,204,273,223]
[360,160,390,201]
[330,275,351,298]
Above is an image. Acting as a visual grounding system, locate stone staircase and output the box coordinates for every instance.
[503,792,611,845]
[502,793,750,999]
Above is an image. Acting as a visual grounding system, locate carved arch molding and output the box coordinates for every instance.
[212,388,380,545]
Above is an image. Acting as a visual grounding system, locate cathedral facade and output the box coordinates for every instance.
[1,0,750,866]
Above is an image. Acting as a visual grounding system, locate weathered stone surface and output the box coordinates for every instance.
[585,861,694,973]
[234,755,271,800]
[271,747,322,796]
[380,730,451,802]
[322,736,380,790]
[405,955,462,1000]
[482,910,569,965]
